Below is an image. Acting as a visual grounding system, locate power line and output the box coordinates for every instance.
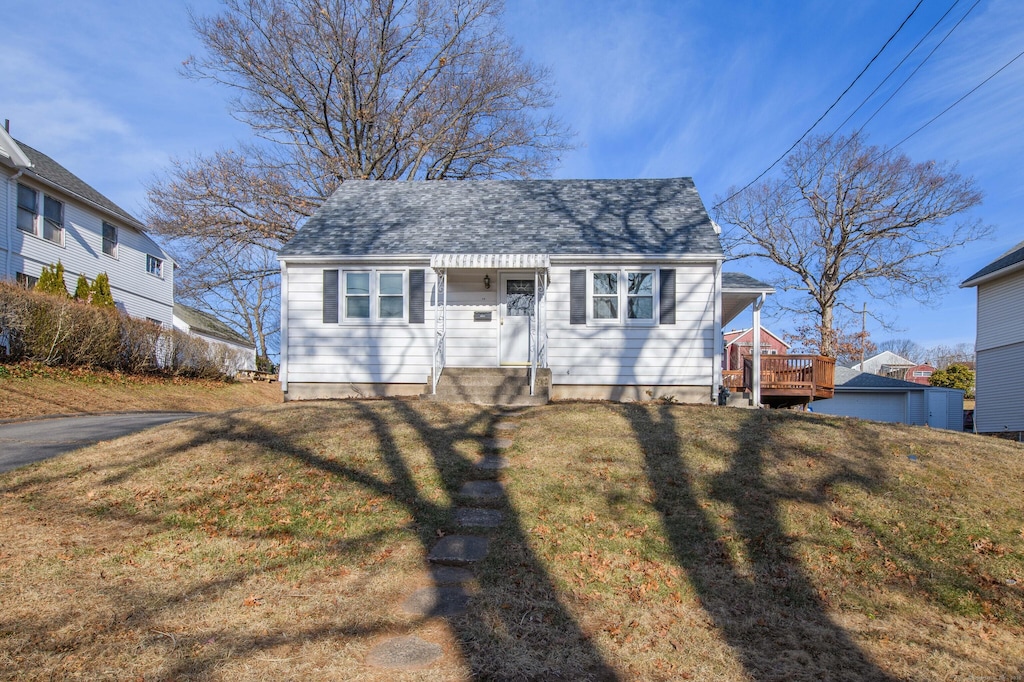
[711,0,925,210]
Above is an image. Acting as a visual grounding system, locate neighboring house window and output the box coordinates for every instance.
[589,269,657,324]
[146,255,163,277]
[16,184,64,244]
[913,370,932,378]
[16,184,36,233]
[15,272,38,289]
[102,222,118,257]
[341,269,406,322]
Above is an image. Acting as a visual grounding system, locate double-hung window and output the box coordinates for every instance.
[589,269,656,324]
[146,255,163,277]
[17,183,64,245]
[343,270,406,322]
[102,222,118,257]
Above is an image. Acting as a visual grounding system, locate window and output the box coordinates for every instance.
[589,269,656,324]
[592,272,618,319]
[16,184,63,244]
[17,184,36,233]
[15,272,38,289]
[341,269,405,322]
[146,255,163,277]
[102,222,118,257]
[913,370,932,378]
[42,195,63,243]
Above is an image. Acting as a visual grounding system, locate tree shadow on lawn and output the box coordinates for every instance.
[621,404,898,682]
[0,402,619,680]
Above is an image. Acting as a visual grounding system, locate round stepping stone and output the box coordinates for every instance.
[476,455,510,470]
[455,508,504,528]
[401,586,471,617]
[366,635,443,669]
[481,437,514,451]
[458,480,505,503]
[429,565,475,584]
[428,535,490,565]
[493,421,519,431]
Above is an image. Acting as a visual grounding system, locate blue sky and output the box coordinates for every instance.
[4,0,1022,354]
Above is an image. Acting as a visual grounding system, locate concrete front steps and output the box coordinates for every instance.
[422,367,550,406]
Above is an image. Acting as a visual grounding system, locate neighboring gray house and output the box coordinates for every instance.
[0,126,174,325]
[810,367,964,430]
[276,178,772,403]
[961,240,1024,436]
[172,303,257,376]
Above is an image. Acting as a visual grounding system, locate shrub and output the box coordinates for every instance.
[74,274,91,302]
[90,273,115,307]
[929,363,975,398]
[36,261,69,298]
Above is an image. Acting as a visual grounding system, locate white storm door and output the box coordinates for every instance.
[499,275,535,365]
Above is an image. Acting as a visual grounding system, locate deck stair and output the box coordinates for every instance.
[423,367,550,406]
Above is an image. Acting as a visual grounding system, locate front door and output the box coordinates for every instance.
[499,274,535,365]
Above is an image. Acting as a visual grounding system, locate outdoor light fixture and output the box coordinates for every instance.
[484,274,491,289]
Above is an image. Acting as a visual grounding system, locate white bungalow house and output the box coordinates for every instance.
[276,178,774,404]
[172,303,257,377]
[0,125,173,325]
[961,240,1024,436]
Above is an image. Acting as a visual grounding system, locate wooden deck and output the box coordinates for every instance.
[724,355,836,408]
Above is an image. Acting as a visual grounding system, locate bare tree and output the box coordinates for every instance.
[926,342,975,369]
[784,317,876,367]
[716,133,988,357]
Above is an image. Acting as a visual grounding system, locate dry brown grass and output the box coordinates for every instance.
[0,363,280,421]
[0,401,1021,681]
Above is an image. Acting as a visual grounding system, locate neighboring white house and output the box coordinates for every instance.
[810,367,964,430]
[961,240,1024,436]
[848,350,916,375]
[276,178,772,403]
[0,126,173,325]
[172,303,257,377]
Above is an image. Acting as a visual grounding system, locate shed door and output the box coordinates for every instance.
[927,391,949,429]
[499,275,534,365]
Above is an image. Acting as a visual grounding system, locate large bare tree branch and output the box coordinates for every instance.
[717,133,989,357]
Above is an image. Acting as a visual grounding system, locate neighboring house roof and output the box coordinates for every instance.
[723,326,790,348]
[13,139,143,229]
[849,350,916,373]
[833,367,936,390]
[173,303,255,349]
[961,240,1024,287]
[279,178,725,258]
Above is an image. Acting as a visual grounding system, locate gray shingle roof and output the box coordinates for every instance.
[722,272,773,291]
[834,366,929,390]
[174,303,254,348]
[279,178,724,258]
[961,240,1024,287]
[16,139,141,227]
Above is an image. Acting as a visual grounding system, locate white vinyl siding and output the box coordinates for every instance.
[442,269,498,368]
[3,175,173,325]
[547,263,716,386]
[975,273,1024,352]
[285,264,433,384]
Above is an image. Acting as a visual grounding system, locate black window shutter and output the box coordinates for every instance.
[409,269,425,323]
[659,269,676,325]
[323,270,339,324]
[570,269,586,324]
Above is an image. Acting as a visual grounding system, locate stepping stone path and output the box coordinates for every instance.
[367,406,527,672]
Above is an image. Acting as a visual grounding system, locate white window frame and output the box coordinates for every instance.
[341,269,408,324]
[586,268,658,326]
[146,254,163,278]
[16,183,64,246]
[102,222,119,258]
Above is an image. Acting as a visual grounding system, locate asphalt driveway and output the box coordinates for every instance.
[0,412,199,473]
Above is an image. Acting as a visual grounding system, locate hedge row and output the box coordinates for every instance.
[0,280,227,378]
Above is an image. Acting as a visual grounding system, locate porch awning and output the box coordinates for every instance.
[430,253,550,269]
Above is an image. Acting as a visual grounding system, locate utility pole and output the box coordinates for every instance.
[860,302,867,368]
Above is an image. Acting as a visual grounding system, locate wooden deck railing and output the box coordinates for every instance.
[731,355,836,404]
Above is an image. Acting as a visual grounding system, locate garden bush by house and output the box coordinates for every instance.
[0,280,227,379]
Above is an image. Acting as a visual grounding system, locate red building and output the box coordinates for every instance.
[723,327,789,371]
[902,364,936,385]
